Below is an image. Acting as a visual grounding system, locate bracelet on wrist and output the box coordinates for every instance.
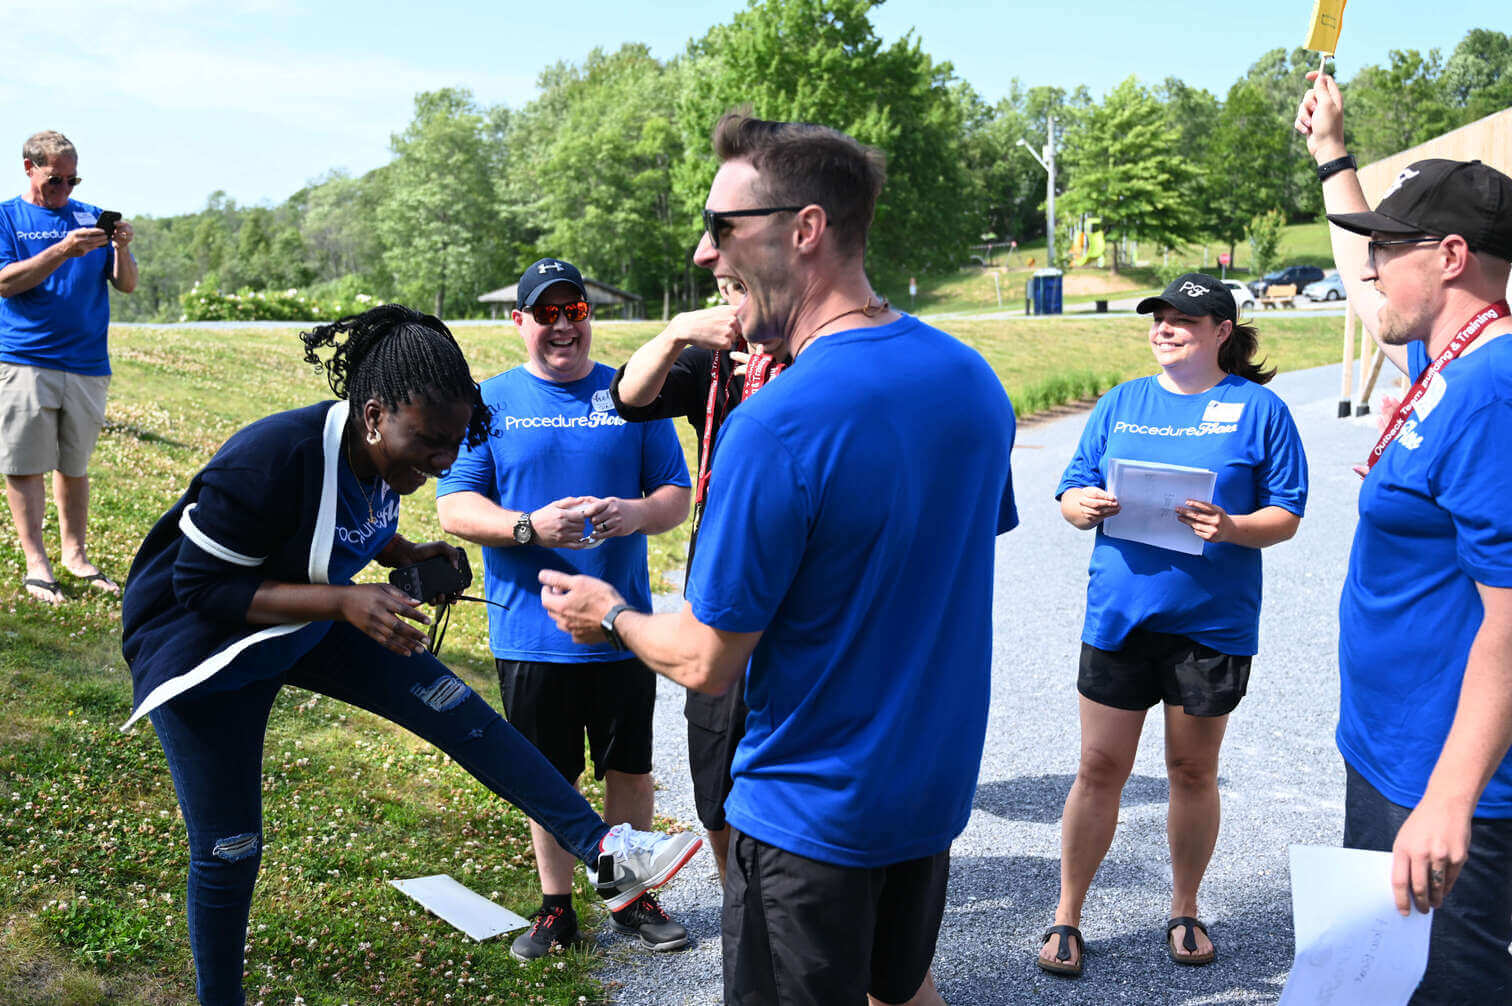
[1316,154,1357,183]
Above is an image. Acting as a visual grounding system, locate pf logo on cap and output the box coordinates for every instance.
[1179,281,1210,296]
[1382,166,1421,200]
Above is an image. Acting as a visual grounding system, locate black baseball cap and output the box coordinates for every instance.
[517,257,587,307]
[1136,273,1237,325]
[1327,159,1512,261]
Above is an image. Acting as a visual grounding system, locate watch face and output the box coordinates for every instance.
[514,518,533,544]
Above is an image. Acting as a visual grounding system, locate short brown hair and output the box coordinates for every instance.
[23,131,76,167]
[712,112,885,258]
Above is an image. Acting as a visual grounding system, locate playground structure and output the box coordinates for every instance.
[1338,105,1512,417]
[1066,215,1106,268]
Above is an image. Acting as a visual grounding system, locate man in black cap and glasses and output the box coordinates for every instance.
[1297,71,1512,1002]
[436,257,694,961]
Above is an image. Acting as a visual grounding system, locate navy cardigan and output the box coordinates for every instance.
[121,400,357,729]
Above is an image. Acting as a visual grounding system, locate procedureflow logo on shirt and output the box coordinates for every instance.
[1112,418,1239,438]
[502,412,627,430]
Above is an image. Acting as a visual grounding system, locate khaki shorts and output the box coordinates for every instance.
[0,363,110,477]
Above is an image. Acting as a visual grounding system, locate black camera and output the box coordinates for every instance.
[389,552,472,605]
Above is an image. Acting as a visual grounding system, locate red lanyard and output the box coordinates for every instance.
[694,342,786,506]
[1367,299,1510,470]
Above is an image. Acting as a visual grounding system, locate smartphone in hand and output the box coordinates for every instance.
[95,210,121,240]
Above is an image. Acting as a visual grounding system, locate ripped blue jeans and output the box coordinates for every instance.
[148,623,611,1006]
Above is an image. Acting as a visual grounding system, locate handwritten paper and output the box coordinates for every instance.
[1279,845,1431,1005]
[389,875,531,941]
[1102,458,1216,556]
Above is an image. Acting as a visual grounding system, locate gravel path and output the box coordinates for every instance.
[593,361,1392,1005]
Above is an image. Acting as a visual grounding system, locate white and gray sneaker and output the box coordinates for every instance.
[586,823,702,912]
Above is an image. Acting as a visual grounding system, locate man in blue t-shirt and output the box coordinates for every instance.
[435,258,692,962]
[0,130,137,604]
[539,116,1017,1006]
[1300,74,1512,1000]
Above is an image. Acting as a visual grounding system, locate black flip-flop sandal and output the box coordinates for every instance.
[22,577,63,604]
[1037,924,1085,977]
[1166,916,1216,966]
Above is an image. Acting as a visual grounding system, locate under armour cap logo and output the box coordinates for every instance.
[1178,281,1210,296]
[538,262,565,274]
[1383,167,1420,200]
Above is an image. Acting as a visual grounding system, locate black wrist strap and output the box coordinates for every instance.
[601,603,636,651]
[1317,154,1357,183]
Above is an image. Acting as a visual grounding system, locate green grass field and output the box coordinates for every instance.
[0,313,1347,1004]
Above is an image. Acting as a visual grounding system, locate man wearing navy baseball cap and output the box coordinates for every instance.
[436,257,694,960]
[1298,71,1512,1001]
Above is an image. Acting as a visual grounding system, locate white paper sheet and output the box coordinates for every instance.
[389,874,531,941]
[1101,458,1216,556]
[1279,845,1432,1006]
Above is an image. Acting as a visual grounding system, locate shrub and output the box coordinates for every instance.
[179,284,383,322]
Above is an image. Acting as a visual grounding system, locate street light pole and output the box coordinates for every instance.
[1016,113,1057,268]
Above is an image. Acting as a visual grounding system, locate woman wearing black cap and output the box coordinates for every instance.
[1037,273,1309,977]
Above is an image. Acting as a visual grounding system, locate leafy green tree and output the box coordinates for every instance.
[674,0,977,294]
[506,45,685,317]
[300,169,393,293]
[1247,209,1285,278]
[1442,29,1512,122]
[377,88,501,318]
[1058,77,1195,272]
[1202,81,1289,266]
[1345,49,1459,163]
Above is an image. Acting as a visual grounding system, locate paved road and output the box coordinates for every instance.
[595,361,1393,1005]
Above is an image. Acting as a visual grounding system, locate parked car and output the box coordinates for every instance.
[1247,265,1325,298]
[1223,279,1256,312]
[1303,273,1347,301]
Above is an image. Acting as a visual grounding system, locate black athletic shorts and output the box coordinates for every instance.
[1078,628,1251,717]
[722,831,949,1006]
[685,687,748,831]
[495,657,655,782]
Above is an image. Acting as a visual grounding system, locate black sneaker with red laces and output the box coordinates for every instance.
[608,891,689,951]
[511,904,580,962]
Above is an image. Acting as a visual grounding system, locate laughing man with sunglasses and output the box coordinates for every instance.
[0,129,137,606]
[435,257,693,961]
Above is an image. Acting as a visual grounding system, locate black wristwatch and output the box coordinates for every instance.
[601,603,636,651]
[1316,154,1356,183]
[513,511,536,545]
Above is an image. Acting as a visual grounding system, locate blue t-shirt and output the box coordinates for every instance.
[436,363,689,662]
[0,196,113,375]
[330,462,399,584]
[1057,374,1308,656]
[1339,334,1512,817]
[688,316,1018,868]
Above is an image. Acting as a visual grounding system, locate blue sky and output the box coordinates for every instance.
[3,1,1500,217]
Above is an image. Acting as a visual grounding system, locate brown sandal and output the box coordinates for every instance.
[1166,916,1216,966]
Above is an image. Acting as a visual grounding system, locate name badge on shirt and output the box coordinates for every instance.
[1202,401,1244,424]
[73,211,97,226]
[1412,373,1447,421]
[590,389,614,413]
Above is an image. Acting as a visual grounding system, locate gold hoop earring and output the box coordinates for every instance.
[367,429,381,445]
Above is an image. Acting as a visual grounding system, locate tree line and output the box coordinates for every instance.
[107,2,1511,323]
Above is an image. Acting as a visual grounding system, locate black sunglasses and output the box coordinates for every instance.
[702,206,804,248]
[44,174,82,188]
[1367,235,1442,272]
[526,299,591,325]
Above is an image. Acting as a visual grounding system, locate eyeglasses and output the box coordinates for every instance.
[702,206,804,248]
[526,299,591,325]
[43,174,82,188]
[1367,236,1442,273]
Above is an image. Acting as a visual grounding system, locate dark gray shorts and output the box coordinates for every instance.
[1079,628,1250,717]
[495,657,655,783]
[1343,761,1512,1004]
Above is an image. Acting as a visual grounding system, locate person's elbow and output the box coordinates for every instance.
[435,495,472,540]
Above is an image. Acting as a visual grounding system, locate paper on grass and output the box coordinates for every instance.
[389,874,531,941]
[1102,458,1215,556]
[1279,845,1431,1006]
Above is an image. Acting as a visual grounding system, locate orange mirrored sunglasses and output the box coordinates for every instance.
[528,299,592,325]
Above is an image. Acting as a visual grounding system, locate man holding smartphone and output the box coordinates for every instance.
[0,130,136,604]
[437,258,693,961]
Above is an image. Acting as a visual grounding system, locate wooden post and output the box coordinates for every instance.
[1339,303,1356,417]
[1355,319,1374,415]
[1359,345,1388,410]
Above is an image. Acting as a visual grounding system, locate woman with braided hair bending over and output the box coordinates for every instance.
[119,304,700,1006]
